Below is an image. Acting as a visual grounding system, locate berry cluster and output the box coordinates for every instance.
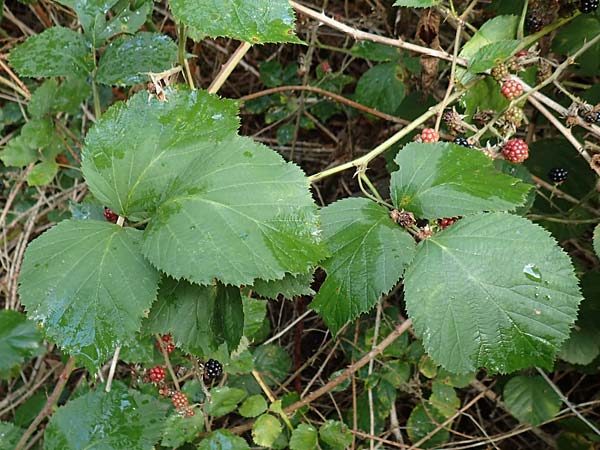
[103,207,118,223]
[148,366,166,383]
[502,139,529,163]
[419,128,440,143]
[204,359,223,380]
[439,217,460,229]
[501,80,523,101]
[156,334,175,354]
[503,107,524,128]
[491,64,509,82]
[525,14,544,32]
[548,168,568,183]
[452,137,472,148]
[580,0,599,13]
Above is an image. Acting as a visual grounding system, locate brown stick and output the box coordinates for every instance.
[240,85,410,125]
[15,357,76,450]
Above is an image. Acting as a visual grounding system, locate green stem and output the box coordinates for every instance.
[91,80,102,118]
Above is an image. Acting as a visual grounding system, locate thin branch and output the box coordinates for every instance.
[208,41,252,95]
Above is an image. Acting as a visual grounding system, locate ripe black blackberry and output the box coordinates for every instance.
[580,0,599,13]
[548,168,568,183]
[583,111,600,123]
[525,14,543,32]
[453,137,472,148]
[204,359,223,380]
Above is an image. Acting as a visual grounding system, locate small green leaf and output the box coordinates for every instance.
[27,160,58,186]
[311,197,415,334]
[407,404,449,448]
[252,271,314,300]
[55,0,119,38]
[170,0,300,44]
[242,297,268,340]
[390,142,532,218]
[198,430,250,450]
[29,79,58,118]
[350,41,400,62]
[9,27,93,78]
[405,213,582,374]
[238,395,268,418]
[394,0,440,6]
[213,283,244,351]
[145,278,222,357]
[0,136,37,167]
[461,77,509,118]
[161,412,204,447]
[253,344,292,385]
[319,420,353,450]
[96,32,178,86]
[429,381,459,418]
[44,385,168,450]
[289,423,318,450]
[206,387,247,417]
[355,63,405,115]
[19,220,160,370]
[468,40,520,74]
[0,310,43,377]
[503,375,561,426]
[252,414,283,447]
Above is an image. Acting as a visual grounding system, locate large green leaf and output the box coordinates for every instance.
[44,384,168,450]
[390,143,532,219]
[96,32,178,86]
[251,271,314,299]
[213,283,244,351]
[311,198,415,334]
[82,89,239,218]
[141,134,326,285]
[18,220,160,369]
[503,375,561,426]
[406,404,449,448]
[0,310,43,376]
[468,40,520,74]
[404,213,581,374]
[170,0,300,44]
[145,278,222,357]
[198,430,250,450]
[9,27,93,78]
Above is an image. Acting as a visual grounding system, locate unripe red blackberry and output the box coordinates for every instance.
[501,80,523,100]
[502,139,529,163]
[156,334,175,354]
[420,128,439,143]
[172,392,189,410]
[148,366,166,383]
[439,217,460,229]
[103,207,118,223]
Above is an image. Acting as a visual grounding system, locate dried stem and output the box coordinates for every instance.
[208,41,252,95]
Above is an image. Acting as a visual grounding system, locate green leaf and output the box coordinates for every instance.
[253,344,292,385]
[141,133,326,286]
[198,430,250,450]
[251,271,314,299]
[96,32,178,86]
[19,220,160,370]
[461,77,510,118]
[242,297,268,340]
[82,89,239,218]
[394,0,440,6]
[9,27,93,78]
[170,0,300,44]
[468,40,520,74]
[406,404,449,448]
[350,41,401,62]
[355,63,405,115]
[0,310,43,376]
[319,420,353,450]
[311,198,415,334]
[206,387,247,417]
[213,283,244,351]
[44,385,168,449]
[390,143,532,218]
[429,381,459,418]
[457,15,519,83]
[161,412,204,447]
[27,161,58,186]
[0,136,37,167]
[594,225,600,259]
[404,212,582,374]
[238,394,268,418]
[55,0,119,38]
[0,422,23,449]
[53,76,92,114]
[29,79,58,118]
[145,278,222,357]
[503,375,561,426]
[252,414,283,447]
[290,423,318,450]
[553,16,600,76]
